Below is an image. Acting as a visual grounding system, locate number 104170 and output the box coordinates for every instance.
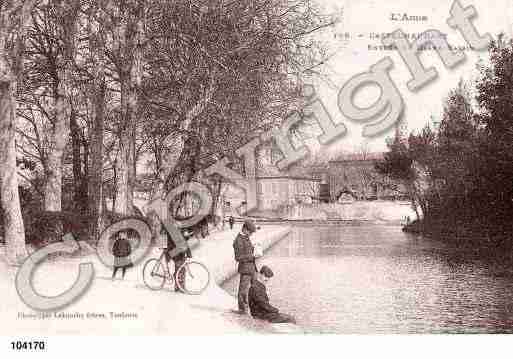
[10,341,46,351]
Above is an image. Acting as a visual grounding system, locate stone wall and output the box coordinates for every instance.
[286,201,417,223]
[328,159,406,201]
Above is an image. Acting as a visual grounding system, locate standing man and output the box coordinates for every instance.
[233,219,258,314]
[222,201,230,229]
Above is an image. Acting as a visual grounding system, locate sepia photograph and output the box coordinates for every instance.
[1,0,513,354]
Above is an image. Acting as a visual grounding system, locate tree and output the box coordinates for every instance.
[0,0,37,264]
[354,142,376,200]
[3,0,339,252]
[44,1,80,211]
[16,0,81,213]
[375,133,422,219]
[84,0,107,240]
[475,39,513,222]
[104,0,146,215]
[140,0,337,213]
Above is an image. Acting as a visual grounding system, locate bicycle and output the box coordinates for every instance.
[100,215,210,295]
[142,247,210,295]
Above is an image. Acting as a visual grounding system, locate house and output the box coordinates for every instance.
[327,152,407,201]
[218,143,320,214]
[257,175,321,211]
[219,175,320,214]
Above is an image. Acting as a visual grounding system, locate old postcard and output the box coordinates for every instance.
[1,0,513,350]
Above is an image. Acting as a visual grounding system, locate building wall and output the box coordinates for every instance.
[328,160,405,201]
[289,179,320,204]
[256,178,321,211]
[257,178,290,211]
[222,177,321,213]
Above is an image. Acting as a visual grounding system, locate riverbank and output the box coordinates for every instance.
[403,218,513,253]
[248,201,416,223]
[224,222,513,333]
[0,224,298,335]
[287,201,414,222]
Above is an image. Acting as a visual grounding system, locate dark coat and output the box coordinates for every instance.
[248,278,279,319]
[112,235,132,268]
[162,227,192,261]
[233,232,257,274]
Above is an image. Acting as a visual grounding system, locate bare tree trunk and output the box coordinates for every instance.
[70,108,86,212]
[88,76,105,240]
[44,68,71,211]
[114,3,143,216]
[152,76,216,198]
[0,0,37,264]
[43,0,80,212]
[0,79,27,264]
[114,134,131,215]
[85,1,107,238]
[113,72,137,215]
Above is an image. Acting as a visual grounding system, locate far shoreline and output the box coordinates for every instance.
[402,219,513,255]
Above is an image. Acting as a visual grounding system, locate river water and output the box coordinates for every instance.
[223,224,513,333]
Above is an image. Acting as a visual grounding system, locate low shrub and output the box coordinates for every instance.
[25,210,94,247]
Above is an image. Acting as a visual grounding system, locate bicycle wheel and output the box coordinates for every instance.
[143,258,166,290]
[175,260,210,295]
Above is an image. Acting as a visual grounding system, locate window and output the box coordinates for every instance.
[283,183,289,197]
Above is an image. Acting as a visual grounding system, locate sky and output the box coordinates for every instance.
[306,0,513,154]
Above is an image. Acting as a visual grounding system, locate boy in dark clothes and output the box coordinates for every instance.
[112,231,133,279]
[248,265,296,324]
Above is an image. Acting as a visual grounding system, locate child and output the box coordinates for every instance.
[112,231,133,279]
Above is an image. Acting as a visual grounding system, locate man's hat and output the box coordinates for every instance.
[242,219,257,233]
[259,265,274,278]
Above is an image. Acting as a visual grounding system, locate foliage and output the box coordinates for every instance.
[377,40,513,239]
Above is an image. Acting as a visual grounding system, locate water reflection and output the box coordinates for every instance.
[223,224,513,333]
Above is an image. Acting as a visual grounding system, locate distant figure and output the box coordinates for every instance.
[249,265,296,324]
[112,231,133,280]
[222,201,231,229]
[228,216,235,230]
[233,219,258,314]
[406,216,411,225]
